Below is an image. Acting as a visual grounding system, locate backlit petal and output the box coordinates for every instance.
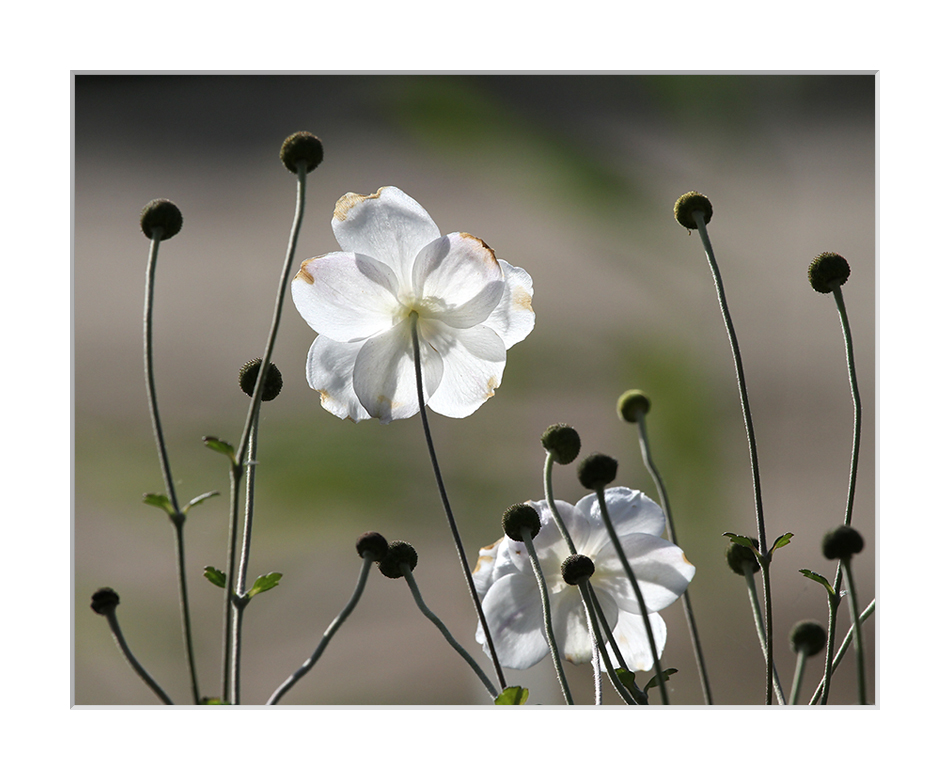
[292,252,400,342]
[352,317,443,423]
[607,610,668,672]
[304,336,371,422]
[331,187,440,290]
[478,573,549,670]
[482,260,535,349]
[422,323,507,419]
[594,534,696,614]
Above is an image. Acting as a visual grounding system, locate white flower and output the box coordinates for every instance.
[291,187,535,423]
[473,487,696,671]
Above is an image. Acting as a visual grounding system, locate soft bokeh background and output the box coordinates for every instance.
[73,74,875,706]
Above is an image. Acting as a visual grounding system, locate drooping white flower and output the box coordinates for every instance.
[473,487,696,671]
[291,187,535,423]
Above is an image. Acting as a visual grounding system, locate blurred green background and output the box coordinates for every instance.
[74,74,875,705]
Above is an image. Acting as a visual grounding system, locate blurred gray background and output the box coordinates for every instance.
[73,74,875,706]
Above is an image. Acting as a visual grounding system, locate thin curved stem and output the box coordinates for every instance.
[268,555,375,705]
[634,409,713,704]
[694,214,773,703]
[832,284,862,530]
[790,651,808,705]
[543,454,577,555]
[810,598,874,704]
[170,517,200,703]
[817,588,840,705]
[402,567,498,701]
[841,559,868,704]
[409,313,506,692]
[104,610,174,705]
[742,566,786,704]
[578,581,638,705]
[521,531,573,704]
[594,487,668,704]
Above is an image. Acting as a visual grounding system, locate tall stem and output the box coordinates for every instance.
[742,566,786,704]
[694,215,773,703]
[408,313,507,692]
[104,610,174,705]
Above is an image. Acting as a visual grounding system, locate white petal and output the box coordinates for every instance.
[292,252,400,343]
[477,572,549,670]
[411,233,505,329]
[423,323,507,418]
[552,586,618,666]
[331,187,440,290]
[576,488,667,558]
[351,317,443,423]
[473,536,521,596]
[594,534,696,614]
[606,610,668,672]
[304,336,371,422]
[482,259,535,349]
[528,499,583,579]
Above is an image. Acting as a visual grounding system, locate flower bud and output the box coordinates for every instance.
[561,554,595,585]
[808,252,851,293]
[280,131,324,174]
[726,538,760,575]
[502,503,541,542]
[674,191,713,230]
[90,587,120,615]
[356,531,389,562]
[617,390,650,423]
[821,525,864,560]
[140,199,183,240]
[378,540,418,579]
[577,453,617,490]
[239,358,283,401]
[789,620,827,657]
[541,424,581,465]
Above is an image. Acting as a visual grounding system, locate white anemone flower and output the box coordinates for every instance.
[291,186,534,423]
[473,487,696,671]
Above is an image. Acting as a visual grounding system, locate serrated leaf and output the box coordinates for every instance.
[645,668,678,690]
[246,571,283,599]
[184,491,220,513]
[494,686,529,705]
[800,568,834,594]
[723,533,756,549]
[615,669,649,705]
[143,493,175,515]
[770,532,794,553]
[203,436,236,463]
[203,566,226,588]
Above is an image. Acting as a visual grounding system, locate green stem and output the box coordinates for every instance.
[841,559,868,704]
[104,610,174,705]
[222,463,241,702]
[832,284,862,530]
[521,530,573,705]
[143,231,200,703]
[694,214,773,703]
[790,651,808,705]
[409,313,506,692]
[810,599,874,704]
[634,409,713,704]
[402,566,498,701]
[543,454,577,554]
[231,416,259,705]
[817,588,841,705]
[578,581,638,705]
[267,556,375,705]
[742,565,786,704]
[594,487,668,704]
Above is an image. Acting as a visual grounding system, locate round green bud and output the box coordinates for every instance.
[726,538,760,575]
[140,199,183,241]
[378,540,418,579]
[239,358,283,401]
[617,390,650,423]
[822,525,864,560]
[561,554,595,585]
[808,252,851,293]
[502,503,541,542]
[577,453,617,490]
[280,131,324,173]
[674,191,713,230]
[541,424,581,465]
[90,587,120,615]
[789,620,827,657]
[356,532,389,562]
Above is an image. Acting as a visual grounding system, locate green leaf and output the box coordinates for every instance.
[723,532,755,549]
[645,668,678,690]
[199,697,230,705]
[246,572,283,599]
[143,493,175,515]
[615,669,649,705]
[203,436,236,463]
[770,532,794,553]
[800,569,834,595]
[203,566,226,588]
[184,491,220,513]
[494,686,529,705]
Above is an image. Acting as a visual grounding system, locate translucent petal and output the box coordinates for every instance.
[351,317,443,423]
[552,586,618,666]
[422,322,507,419]
[482,259,535,349]
[411,233,505,328]
[606,610,668,672]
[292,252,400,342]
[477,572,549,670]
[593,534,696,614]
[331,187,440,290]
[576,488,667,559]
[304,336,371,422]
